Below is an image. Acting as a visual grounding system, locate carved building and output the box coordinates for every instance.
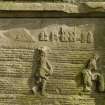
[0,1,104,105]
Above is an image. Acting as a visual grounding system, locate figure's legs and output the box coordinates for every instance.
[97,74,104,92]
[40,79,47,96]
[32,86,37,94]
[32,77,41,95]
[83,73,92,92]
[84,80,92,92]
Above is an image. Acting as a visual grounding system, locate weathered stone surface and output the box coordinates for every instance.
[0,2,105,13]
[1,0,105,3]
[0,1,104,105]
[0,2,78,13]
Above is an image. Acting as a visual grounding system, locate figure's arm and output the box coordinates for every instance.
[46,60,53,75]
[82,69,87,84]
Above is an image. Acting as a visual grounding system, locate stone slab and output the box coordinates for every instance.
[0,2,105,13]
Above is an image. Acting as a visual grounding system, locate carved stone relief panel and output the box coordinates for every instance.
[0,18,104,105]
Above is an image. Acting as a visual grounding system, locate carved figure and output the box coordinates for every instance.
[81,32,87,43]
[68,32,75,42]
[32,46,53,96]
[39,31,49,41]
[50,32,59,42]
[87,31,93,43]
[59,27,69,42]
[81,31,93,43]
[82,54,104,92]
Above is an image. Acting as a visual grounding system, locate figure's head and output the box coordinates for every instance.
[92,53,99,61]
[37,46,49,57]
[89,53,99,70]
